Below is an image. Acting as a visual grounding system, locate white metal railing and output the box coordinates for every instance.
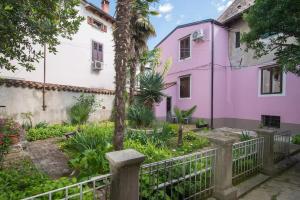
[139,148,217,200]
[22,174,111,200]
[274,131,291,163]
[232,137,264,184]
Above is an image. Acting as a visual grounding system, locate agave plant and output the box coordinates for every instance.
[137,71,165,109]
[174,106,197,146]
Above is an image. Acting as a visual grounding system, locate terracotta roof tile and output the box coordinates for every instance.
[0,79,115,95]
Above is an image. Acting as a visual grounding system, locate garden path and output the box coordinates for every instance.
[240,153,300,200]
[26,137,72,179]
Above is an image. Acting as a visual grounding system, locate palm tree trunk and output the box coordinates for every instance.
[177,124,183,147]
[113,0,133,150]
[129,41,137,105]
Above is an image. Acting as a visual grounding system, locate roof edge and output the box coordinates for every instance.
[154,19,224,48]
[82,0,115,23]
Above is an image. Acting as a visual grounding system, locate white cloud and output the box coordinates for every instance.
[159,3,174,14]
[165,14,172,22]
[176,14,185,25]
[212,0,233,12]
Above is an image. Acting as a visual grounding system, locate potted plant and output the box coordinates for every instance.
[195,118,208,129]
[1,118,21,145]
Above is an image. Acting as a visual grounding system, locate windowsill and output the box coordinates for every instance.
[179,97,191,100]
[179,56,191,62]
[258,93,285,97]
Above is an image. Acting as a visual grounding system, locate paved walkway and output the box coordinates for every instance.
[26,137,71,179]
[240,154,300,200]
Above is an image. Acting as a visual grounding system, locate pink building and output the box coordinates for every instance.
[155,2,300,133]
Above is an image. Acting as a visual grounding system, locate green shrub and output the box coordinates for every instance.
[240,130,252,141]
[69,149,110,179]
[63,123,114,178]
[125,139,173,163]
[26,124,77,141]
[127,103,155,128]
[69,94,99,125]
[35,121,49,129]
[195,118,207,127]
[0,159,81,200]
[292,135,300,144]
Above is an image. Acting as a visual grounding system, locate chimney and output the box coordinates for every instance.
[101,0,110,14]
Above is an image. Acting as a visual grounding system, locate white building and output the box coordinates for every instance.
[0,0,116,124]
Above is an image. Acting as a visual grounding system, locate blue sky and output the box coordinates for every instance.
[90,0,233,49]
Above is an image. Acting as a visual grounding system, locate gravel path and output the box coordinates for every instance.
[26,137,72,179]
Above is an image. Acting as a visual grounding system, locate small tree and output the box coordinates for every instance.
[69,94,100,125]
[242,0,300,75]
[174,106,197,147]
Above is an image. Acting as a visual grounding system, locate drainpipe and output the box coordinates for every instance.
[210,21,215,129]
[42,44,47,111]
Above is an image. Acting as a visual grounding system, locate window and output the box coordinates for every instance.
[180,36,191,60]
[261,67,282,95]
[262,115,280,128]
[92,41,103,62]
[87,16,107,32]
[235,32,240,48]
[179,76,190,98]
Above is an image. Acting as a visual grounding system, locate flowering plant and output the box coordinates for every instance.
[0,118,22,136]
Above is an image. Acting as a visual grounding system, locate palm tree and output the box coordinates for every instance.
[128,0,157,105]
[113,0,133,150]
[174,106,197,147]
[137,71,165,109]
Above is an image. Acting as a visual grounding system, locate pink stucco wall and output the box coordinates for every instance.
[227,66,300,124]
[155,20,300,127]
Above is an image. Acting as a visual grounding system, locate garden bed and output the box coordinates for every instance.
[1,121,211,199]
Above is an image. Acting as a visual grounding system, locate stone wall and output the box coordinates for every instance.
[0,86,114,125]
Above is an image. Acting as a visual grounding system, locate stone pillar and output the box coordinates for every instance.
[208,135,237,200]
[255,129,276,176]
[106,149,145,200]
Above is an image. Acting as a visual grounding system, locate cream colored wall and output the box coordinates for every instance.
[0,86,114,125]
[228,18,276,67]
[0,3,115,90]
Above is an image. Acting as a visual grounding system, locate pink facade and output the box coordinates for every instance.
[155,20,300,132]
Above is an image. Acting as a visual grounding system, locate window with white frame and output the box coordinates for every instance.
[179,76,190,98]
[261,66,283,95]
[179,36,191,60]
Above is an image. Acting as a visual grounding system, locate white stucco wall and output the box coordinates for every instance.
[0,3,115,90]
[0,86,114,124]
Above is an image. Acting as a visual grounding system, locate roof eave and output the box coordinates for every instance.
[155,19,224,48]
[82,0,115,24]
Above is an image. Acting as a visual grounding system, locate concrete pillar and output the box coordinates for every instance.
[106,149,145,200]
[255,129,276,176]
[208,135,237,200]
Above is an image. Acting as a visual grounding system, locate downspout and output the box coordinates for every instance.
[42,44,47,111]
[210,22,215,129]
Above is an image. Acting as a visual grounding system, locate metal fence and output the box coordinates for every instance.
[22,174,111,200]
[232,137,264,185]
[139,149,217,200]
[274,131,291,163]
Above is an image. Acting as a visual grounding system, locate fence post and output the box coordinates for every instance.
[106,149,145,200]
[208,135,237,200]
[255,129,276,176]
